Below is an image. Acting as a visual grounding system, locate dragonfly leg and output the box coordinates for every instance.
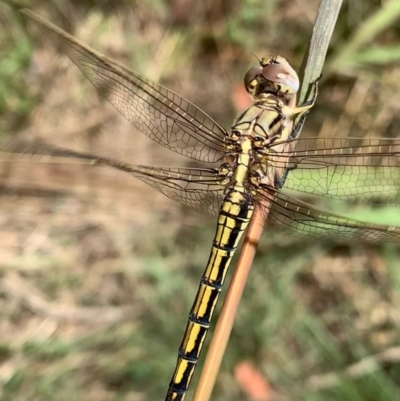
[289,75,321,139]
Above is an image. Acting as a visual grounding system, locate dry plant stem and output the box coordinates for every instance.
[295,0,343,134]
[298,0,343,95]
[192,203,268,401]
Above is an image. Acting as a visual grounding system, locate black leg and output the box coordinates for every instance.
[290,75,321,140]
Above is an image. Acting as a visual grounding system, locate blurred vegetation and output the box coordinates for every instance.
[1,1,400,401]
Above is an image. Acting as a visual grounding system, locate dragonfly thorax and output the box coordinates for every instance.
[217,154,237,185]
[248,163,267,189]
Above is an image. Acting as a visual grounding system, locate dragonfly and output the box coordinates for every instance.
[4,9,400,401]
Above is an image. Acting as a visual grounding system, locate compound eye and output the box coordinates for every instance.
[244,65,262,92]
[261,63,299,93]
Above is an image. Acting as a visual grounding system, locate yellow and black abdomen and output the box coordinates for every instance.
[166,186,254,400]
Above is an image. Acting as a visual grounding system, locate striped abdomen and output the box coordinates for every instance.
[165,186,254,400]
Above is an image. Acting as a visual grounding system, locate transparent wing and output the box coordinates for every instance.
[22,9,227,164]
[257,189,400,242]
[130,167,223,216]
[1,141,224,216]
[4,141,400,241]
[270,137,400,205]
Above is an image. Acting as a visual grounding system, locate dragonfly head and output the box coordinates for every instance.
[244,55,299,101]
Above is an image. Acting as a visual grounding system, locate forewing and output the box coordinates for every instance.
[22,9,227,163]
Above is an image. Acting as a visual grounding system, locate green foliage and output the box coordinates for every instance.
[0,6,35,133]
